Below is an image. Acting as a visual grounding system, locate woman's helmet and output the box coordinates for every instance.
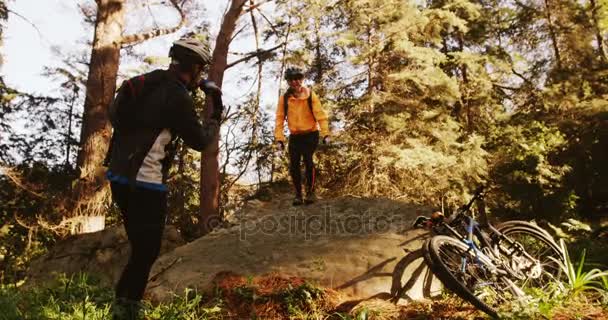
[284,67,304,80]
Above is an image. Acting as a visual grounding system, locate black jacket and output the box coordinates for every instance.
[105,69,219,186]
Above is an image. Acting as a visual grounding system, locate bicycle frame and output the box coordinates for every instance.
[440,215,531,299]
[429,188,539,266]
[422,187,538,297]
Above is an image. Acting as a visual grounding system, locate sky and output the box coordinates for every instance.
[3,1,83,94]
[3,0,282,105]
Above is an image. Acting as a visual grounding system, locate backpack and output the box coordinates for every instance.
[103,74,150,167]
[284,89,315,121]
[108,75,148,130]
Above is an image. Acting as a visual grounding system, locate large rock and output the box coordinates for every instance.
[146,196,441,302]
[26,225,184,287]
[26,196,442,303]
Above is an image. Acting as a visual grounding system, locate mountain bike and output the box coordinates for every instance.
[413,186,564,318]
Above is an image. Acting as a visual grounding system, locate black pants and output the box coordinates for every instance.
[288,131,319,196]
[110,182,167,302]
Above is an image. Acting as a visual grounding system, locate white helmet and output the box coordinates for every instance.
[169,38,212,65]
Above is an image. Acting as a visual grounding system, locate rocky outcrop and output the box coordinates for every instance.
[145,196,440,302]
[27,196,441,304]
[26,225,184,287]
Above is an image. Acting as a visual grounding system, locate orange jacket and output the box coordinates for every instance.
[274,87,329,142]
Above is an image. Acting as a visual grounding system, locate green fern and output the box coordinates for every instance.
[551,239,608,296]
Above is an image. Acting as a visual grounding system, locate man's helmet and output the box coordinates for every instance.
[169,38,212,67]
[284,67,304,80]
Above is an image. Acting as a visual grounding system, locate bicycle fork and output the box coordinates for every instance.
[461,218,527,299]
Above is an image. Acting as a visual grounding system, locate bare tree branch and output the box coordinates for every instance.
[1,166,46,198]
[120,0,187,46]
[7,9,51,46]
[255,6,279,35]
[511,67,533,85]
[242,0,273,15]
[225,43,284,69]
[230,24,248,43]
[493,83,521,91]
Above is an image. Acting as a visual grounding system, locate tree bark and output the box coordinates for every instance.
[77,0,187,177]
[65,86,78,168]
[120,0,186,46]
[543,0,563,71]
[77,0,125,172]
[313,15,324,96]
[457,31,472,132]
[589,0,607,62]
[366,21,375,113]
[74,0,125,216]
[199,0,247,235]
[250,0,263,186]
[270,14,292,185]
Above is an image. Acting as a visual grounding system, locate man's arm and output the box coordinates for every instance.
[170,93,219,151]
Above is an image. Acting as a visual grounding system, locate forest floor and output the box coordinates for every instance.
[19,192,608,319]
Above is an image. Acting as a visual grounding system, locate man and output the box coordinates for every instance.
[105,38,222,319]
[275,67,330,206]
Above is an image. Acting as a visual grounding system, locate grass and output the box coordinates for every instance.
[1,252,607,320]
[494,237,608,319]
[0,272,337,320]
[0,272,487,320]
[0,273,113,320]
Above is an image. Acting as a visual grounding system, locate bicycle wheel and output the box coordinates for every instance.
[424,235,505,318]
[390,249,439,302]
[496,220,564,293]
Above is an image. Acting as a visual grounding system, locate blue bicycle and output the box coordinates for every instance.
[414,186,564,318]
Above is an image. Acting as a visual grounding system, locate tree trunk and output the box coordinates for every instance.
[77,0,125,180]
[366,21,376,113]
[270,16,292,185]
[250,0,264,189]
[77,0,187,178]
[543,0,563,71]
[71,0,186,234]
[71,0,125,234]
[250,0,262,147]
[199,0,247,235]
[589,0,607,62]
[65,86,78,168]
[457,32,472,132]
[313,16,324,96]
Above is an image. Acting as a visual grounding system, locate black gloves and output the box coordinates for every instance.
[199,79,224,122]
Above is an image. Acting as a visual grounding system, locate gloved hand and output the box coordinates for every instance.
[322,136,330,145]
[276,141,285,151]
[199,79,222,96]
